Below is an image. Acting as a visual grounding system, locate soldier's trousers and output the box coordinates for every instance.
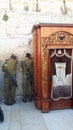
[22,75,32,98]
[4,77,16,100]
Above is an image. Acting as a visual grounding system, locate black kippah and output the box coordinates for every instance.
[10,54,16,59]
[26,53,31,58]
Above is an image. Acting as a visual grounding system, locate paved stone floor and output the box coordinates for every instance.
[0,96,73,130]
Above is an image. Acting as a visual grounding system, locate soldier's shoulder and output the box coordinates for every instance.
[30,58,33,63]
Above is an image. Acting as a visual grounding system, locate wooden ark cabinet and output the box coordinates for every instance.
[32,23,73,112]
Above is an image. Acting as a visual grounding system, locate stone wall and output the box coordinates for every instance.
[0,0,73,97]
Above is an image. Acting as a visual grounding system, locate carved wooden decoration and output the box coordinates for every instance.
[33,24,73,112]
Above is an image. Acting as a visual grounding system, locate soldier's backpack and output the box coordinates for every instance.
[0,107,4,122]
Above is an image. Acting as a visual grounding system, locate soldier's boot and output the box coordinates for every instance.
[22,96,27,103]
[4,98,10,105]
[10,98,16,105]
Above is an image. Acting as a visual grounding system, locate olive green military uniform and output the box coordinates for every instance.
[2,58,17,105]
[20,58,33,102]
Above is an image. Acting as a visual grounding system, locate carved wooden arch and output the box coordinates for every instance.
[42,31,73,45]
[41,31,73,101]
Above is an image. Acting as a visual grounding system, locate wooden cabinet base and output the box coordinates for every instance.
[35,98,73,112]
[35,97,41,110]
[41,100,50,112]
[50,99,73,110]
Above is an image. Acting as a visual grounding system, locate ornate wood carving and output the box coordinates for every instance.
[42,31,73,44]
[41,40,48,98]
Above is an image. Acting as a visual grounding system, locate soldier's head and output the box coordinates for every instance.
[10,54,17,60]
[26,53,31,59]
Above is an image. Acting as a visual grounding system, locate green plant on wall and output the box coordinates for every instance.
[3,11,9,21]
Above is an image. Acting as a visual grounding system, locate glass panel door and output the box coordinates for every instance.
[49,49,72,100]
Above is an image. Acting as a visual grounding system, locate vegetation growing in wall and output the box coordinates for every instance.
[3,11,9,21]
[61,0,69,15]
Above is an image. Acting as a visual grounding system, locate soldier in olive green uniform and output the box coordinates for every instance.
[20,53,33,102]
[2,55,18,105]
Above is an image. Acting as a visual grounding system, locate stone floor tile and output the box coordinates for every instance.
[0,97,73,130]
[42,109,73,130]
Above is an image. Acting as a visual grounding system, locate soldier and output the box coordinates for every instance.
[20,53,33,102]
[2,54,18,105]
